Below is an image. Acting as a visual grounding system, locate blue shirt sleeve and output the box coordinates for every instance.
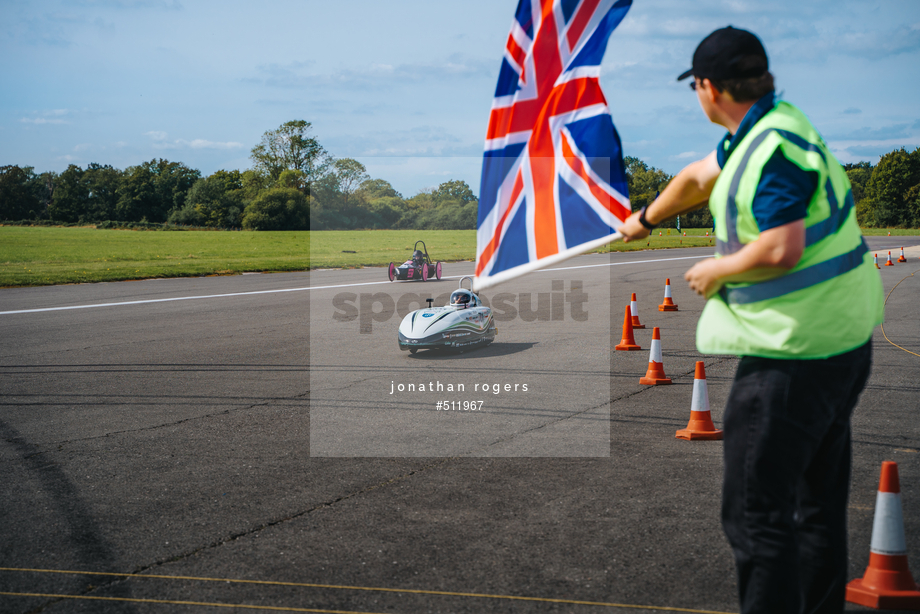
[716,133,731,168]
[751,148,818,231]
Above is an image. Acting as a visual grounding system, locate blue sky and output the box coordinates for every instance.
[2,0,919,198]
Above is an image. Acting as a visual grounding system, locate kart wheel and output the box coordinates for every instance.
[435,261,442,280]
[409,349,418,354]
[388,262,396,282]
[421,263,429,281]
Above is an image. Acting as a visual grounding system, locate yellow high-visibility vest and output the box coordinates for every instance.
[697,101,883,358]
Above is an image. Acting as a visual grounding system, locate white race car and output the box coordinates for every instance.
[397,276,497,354]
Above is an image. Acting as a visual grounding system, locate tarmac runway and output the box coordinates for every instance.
[1,237,919,613]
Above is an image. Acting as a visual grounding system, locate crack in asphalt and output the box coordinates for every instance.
[42,455,459,610]
[12,392,309,459]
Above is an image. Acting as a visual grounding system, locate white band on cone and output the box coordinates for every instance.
[691,379,710,413]
[649,339,662,363]
[869,491,908,555]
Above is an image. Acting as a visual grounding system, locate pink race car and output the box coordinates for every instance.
[388,240,442,282]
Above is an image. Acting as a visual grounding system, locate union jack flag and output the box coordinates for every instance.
[474,0,632,291]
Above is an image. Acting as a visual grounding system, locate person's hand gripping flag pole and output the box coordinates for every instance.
[473,0,633,292]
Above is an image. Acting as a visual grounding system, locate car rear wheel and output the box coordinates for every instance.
[388,262,396,282]
[421,263,428,281]
[435,262,442,280]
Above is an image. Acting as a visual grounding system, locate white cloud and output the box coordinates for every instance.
[144,132,243,150]
[69,0,182,9]
[187,139,243,150]
[248,53,494,91]
[20,109,71,125]
[20,117,67,125]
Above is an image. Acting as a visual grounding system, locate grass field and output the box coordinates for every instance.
[307,229,724,270]
[858,228,920,236]
[0,226,310,287]
[2,225,918,288]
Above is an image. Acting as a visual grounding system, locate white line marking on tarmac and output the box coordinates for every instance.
[0,254,711,316]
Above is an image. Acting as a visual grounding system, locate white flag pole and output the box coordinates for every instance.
[473,231,623,292]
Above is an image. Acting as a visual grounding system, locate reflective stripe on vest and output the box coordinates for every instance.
[716,128,849,256]
[719,239,868,305]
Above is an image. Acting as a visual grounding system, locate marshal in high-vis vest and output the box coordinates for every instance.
[697,100,884,358]
[618,25,885,614]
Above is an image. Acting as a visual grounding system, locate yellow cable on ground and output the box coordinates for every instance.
[0,568,733,614]
[881,268,920,358]
[0,592,382,614]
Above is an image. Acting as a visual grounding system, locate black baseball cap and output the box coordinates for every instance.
[677,26,768,82]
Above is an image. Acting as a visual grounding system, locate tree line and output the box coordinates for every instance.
[628,147,920,230]
[0,120,480,231]
[1,120,916,230]
[845,147,920,228]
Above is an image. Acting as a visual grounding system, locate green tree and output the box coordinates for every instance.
[433,179,476,205]
[115,159,200,222]
[48,163,121,222]
[84,163,121,221]
[241,187,309,230]
[173,169,245,228]
[48,165,89,222]
[277,169,308,192]
[845,163,872,202]
[359,178,402,199]
[241,169,272,201]
[863,148,920,227]
[625,156,671,210]
[332,158,369,207]
[623,156,684,227]
[364,196,405,228]
[115,164,158,222]
[845,162,874,225]
[308,172,344,211]
[405,188,435,210]
[250,120,330,186]
[0,165,42,220]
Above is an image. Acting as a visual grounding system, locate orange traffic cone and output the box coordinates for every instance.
[846,461,920,609]
[676,362,722,440]
[639,327,671,385]
[875,253,880,269]
[630,293,645,329]
[898,247,907,263]
[659,278,679,311]
[886,251,895,266]
[615,305,641,351]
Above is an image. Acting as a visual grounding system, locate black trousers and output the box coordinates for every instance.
[721,341,872,614]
